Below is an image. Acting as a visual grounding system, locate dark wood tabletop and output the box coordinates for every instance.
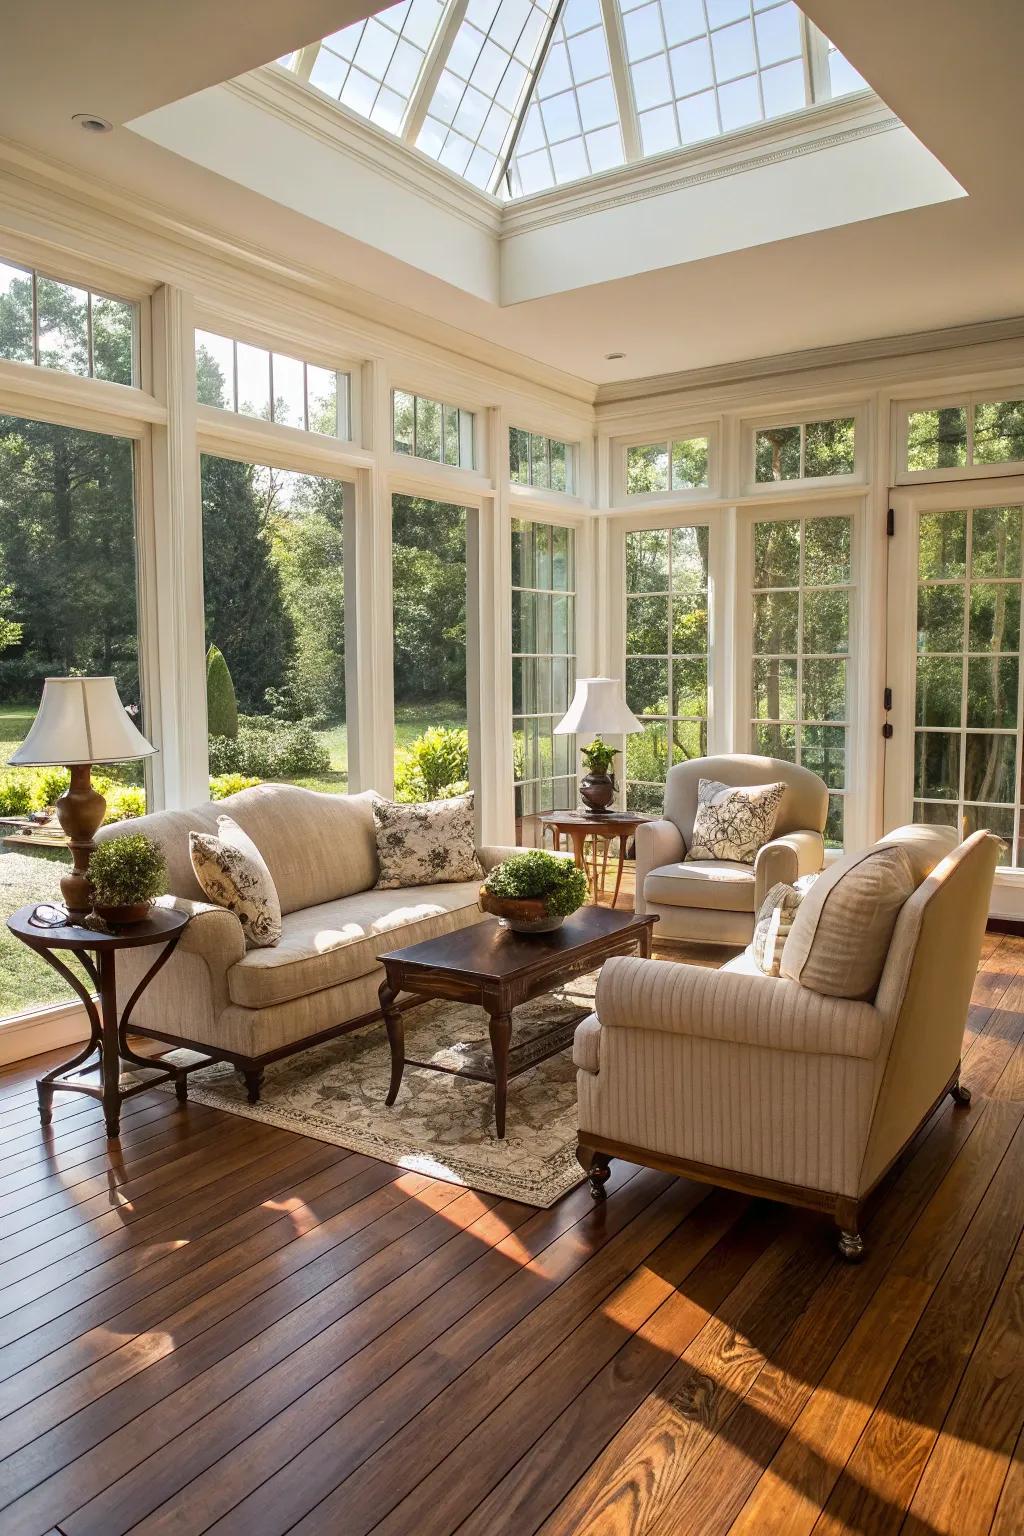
[378,904,651,982]
[6,904,189,950]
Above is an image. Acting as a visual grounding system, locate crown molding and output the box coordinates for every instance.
[595,316,1024,415]
[500,94,895,238]
[231,69,502,239]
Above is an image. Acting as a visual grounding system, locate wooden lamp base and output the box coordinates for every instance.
[54,764,106,922]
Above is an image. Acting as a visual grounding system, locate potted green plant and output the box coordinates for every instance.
[480,850,589,934]
[88,833,167,925]
[579,736,620,813]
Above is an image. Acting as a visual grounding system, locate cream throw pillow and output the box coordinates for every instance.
[189,815,282,948]
[685,778,786,865]
[373,793,483,890]
[752,881,803,976]
[781,844,915,1001]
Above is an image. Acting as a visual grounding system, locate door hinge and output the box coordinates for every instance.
[883,686,892,711]
[886,507,895,536]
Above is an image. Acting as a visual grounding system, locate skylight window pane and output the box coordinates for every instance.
[516,148,555,193]
[755,2,802,66]
[356,18,400,76]
[568,27,609,83]
[577,77,618,130]
[305,0,445,131]
[632,53,673,108]
[639,103,679,155]
[309,48,349,96]
[540,43,573,96]
[662,0,708,46]
[322,25,363,61]
[565,0,601,30]
[623,5,664,63]
[541,92,582,142]
[828,45,869,98]
[387,38,424,94]
[761,58,805,116]
[586,124,624,172]
[551,137,590,181]
[480,103,513,151]
[342,69,379,116]
[670,37,714,96]
[707,0,748,24]
[372,87,406,130]
[711,20,757,82]
[677,89,719,142]
[405,0,444,49]
[718,73,762,131]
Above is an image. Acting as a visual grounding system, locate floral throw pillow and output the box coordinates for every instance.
[189,815,282,948]
[684,778,787,865]
[752,881,803,976]
[373,793,483,890]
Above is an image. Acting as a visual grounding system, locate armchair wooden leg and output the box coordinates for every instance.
[835,1196,864,1262]
[243,1067,264,1105]
[950,1073,972,1107]
[577,1144,612,1201]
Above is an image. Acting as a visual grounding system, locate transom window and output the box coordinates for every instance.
[512,518,577,834]
[751,513,852,845]
[393,390,475,467]
[510,428,576,492]
[195,330,351,438]
[624,525,710,813]
[626,435,710,495]
[0,258,135,386]
[913,505,1024,865]
[754,416,856,483]
[902,396,1024,476]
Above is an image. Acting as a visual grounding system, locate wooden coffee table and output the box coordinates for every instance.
[378,906,656,1139]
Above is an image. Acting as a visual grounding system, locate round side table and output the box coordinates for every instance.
[539,811,649,907]
[6,904,198,1138]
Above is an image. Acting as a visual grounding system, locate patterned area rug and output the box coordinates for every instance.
[159,970,599,1208]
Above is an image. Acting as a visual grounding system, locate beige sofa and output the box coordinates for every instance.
[576,823,999,1257]
[634,754,829,945]
[96,784,524,1100]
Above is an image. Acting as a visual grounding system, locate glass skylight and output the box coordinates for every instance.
[306,0,447,134]
[416,0,560,190]
[508,0,626,195]
[278,0,871,198]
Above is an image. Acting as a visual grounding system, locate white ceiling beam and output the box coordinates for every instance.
[600,0,641,162]
[492,1,568,195]
[402,0,470,147]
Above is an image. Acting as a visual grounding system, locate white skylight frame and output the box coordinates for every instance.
[279,0,870,199]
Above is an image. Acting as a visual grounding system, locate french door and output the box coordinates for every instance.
[884,477,1024,871]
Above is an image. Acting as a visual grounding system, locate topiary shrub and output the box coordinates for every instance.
[0,774,33,817]
[209,772,261,800]
[206,644,239,741]
[394,726,470,803]
[483,850,588,919]
[89,833,166,907]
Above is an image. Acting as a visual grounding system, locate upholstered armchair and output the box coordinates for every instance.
[576,825,999,1258]
[634,754,829,944]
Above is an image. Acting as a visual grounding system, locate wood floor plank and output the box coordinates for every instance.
[990,1422,1024,1536]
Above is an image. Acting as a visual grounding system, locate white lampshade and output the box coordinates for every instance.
[554,677,643,737]
[8,677,156,767]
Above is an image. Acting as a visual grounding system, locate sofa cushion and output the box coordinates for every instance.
[226,880,485,1008]
[782,844,916,1002]
[373,793,483,890]
[644,859,755,912]
[219,785,381,914]
[752,881,802,976]
[685,778,786,864]
[189,816,282,949]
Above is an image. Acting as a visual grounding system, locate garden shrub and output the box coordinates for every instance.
[209,772,261,800]
[207,721,329,779]
[206,644,239,740]
[394,726,470,803]
[30,766,71,810]
[103,785,147,823]
[0,775,33,816]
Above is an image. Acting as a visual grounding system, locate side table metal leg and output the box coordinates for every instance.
[99,951,122,1138]
[489,1011,512,1139]
[380,982,405,1106]
[612,834,627,910]
[37,1081,53,1127]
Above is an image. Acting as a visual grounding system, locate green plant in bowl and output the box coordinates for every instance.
[481,850,588,933]
[88,833,167,925]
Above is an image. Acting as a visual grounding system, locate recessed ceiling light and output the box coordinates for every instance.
[604,351,625,360]
[72,114,113,134]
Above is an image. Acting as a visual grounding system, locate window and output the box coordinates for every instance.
[195,330,352,439]
[751,513,852,845]
[624,524,710,813]
[903,396,1024,475]
[626,435,710,495]
[416,0,559,190]
[393,390,475,468]
[392,494,471,798]
[754,416,856,483]
[507,0,626,195]
[306,0,447,134]
[512,519,577,837]
[0,415,143,1017]
[201,456,348,793]
[0,258,135,385]
[913,505,1024,864]
[509,428,576,493]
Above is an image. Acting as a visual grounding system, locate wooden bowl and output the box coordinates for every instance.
[479,886,563,933]
[92,900,153,926]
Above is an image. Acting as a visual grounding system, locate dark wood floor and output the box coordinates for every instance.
[0,924,1022,1535]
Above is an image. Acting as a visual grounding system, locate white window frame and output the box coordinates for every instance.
[507,423,580,499]
[611,421,720,506]
[893,386,1024,485]
[743,404,868,496]
[193,323,356,443]
[391,386,477,472]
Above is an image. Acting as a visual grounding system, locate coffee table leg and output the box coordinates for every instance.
[638,924,652,959]
[379,980,405,1106]
[612,834,627,910]
[488,1011,512,1139]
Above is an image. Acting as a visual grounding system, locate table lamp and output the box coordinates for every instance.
[7,676,156,922]
[554,677,642,814]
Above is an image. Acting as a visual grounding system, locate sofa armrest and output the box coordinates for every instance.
[753,829,825,909]
[594,954,882,1060]
[476,844,573,872]
[633,818,686,914]
[151,894,245,1012]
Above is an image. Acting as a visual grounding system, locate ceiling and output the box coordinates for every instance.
[1,0,1021,391]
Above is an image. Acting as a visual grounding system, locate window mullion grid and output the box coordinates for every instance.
[747,0,767,122]
[700,0,725,136]
[494,0,568,194]
[292,42,321,84]
[402,0,470,145]
[803,18,830,103]
[598,0,641,161]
